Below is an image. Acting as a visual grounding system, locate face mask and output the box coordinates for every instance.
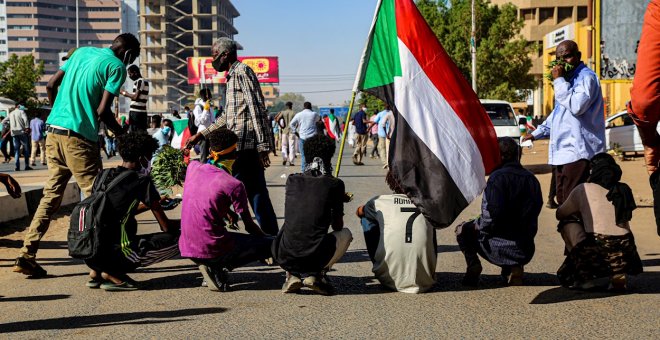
[161,126,171,135]
[212,53,224,72]
[123,50,133,66]
[18,105,25,110]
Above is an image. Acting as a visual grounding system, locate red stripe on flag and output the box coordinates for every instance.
[395,0,500,173]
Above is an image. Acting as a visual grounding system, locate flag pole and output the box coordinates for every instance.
[333,91,357,177]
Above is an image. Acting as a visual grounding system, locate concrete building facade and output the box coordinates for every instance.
[139,0,240,113]
[0,0,123,101]
[490,0,589,115]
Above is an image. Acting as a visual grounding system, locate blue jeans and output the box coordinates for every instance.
[233,149,279,235]
[104,136,115,154]
[299,138,306,171]
[13,134,30,169]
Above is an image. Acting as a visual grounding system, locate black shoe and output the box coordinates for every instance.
[546,200,559,209]
[24,166,34,171]
[461,261,482,286]
[13,257,48,278]
[14,167,20,171]
[282,160,287,166]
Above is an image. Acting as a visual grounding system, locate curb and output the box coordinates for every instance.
[0,181,80,224]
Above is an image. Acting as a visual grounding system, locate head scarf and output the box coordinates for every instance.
[304,157,332,177]
[208,143,236,175]
[588,153,636,224]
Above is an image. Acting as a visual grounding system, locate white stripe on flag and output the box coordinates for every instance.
[394,39,486,202]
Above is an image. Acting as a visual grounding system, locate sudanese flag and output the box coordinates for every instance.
[353,0,500,228]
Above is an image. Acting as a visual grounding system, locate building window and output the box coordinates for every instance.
[577,6,588,21]
[83,7,119,12]
[0,40,5,44]
[521,8,536,21]
[8,25,33,30]
[539,7,554,24]
[7,14,32,19]
[557,7,572,22]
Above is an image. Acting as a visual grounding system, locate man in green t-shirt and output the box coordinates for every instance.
[13,33,140,278]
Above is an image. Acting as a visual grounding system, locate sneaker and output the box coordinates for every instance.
[505,266,524,286]
[289,161,295,166]
[42,162,47,165]
[30,162,36,166]
[100,280,138,291]
[461,261,483,286]
[303,275,335,296]
[198,265,221,291]
[14,167,20,171]
[24,166,34,171]
[13,257,48,278]
[546,200,559,209]
[282,274,303,294]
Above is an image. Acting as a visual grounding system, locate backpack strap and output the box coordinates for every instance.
[103,170,137,193]
[92,169,113,193]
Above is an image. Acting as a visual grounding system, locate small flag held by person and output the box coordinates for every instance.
[353,0,500,228]
[170,118,192,150]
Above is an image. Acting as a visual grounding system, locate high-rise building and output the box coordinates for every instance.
[489,1,589,115]
[0,0,123,101]
[139,0,240,113]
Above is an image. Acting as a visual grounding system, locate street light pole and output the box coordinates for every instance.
[76,0,79,48]
[470,0,477,94]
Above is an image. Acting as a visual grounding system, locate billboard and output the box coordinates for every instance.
[187,56,279,84]
[600,0,650,79]
[319,106,349,119]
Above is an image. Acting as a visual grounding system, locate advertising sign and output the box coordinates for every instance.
[546,24,575,50]
[187,56,279,84]
[600,0,650,79]
[319,106,349,119]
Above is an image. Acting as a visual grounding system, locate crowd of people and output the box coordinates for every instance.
[2,30,653,296]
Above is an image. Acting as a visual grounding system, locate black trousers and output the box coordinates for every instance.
[192,233,273,271]
[651,169,660,236]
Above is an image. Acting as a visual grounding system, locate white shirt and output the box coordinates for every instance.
[8,108,29,136]
[193,98,213,131]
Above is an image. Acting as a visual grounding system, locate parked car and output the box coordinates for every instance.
[605,110,660,154]
[480,99,521,141]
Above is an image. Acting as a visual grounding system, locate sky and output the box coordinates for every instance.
[233,0,377,106]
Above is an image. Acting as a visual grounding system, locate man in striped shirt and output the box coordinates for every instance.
[121,65,149,132]
[186,37,278,236]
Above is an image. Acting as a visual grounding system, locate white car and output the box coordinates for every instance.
[605,110,660,154]
[480,99,521,141]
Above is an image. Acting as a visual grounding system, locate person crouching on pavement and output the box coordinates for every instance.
[556,153,643,291]
[85,131,180,291]
[272,134,353,295]
[455,137,543,286]
[179,128,273,292]
[356,170,437,293]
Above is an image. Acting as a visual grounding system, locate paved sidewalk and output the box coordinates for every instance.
[0,144,659,339]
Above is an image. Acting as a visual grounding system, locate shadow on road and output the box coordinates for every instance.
[524,164,552,175]
[0,256,78,268]
[530,271,660,304]
[0,294,70,303]
[0,239,67,250]
[432,272,560,292]
[0,307,227,333]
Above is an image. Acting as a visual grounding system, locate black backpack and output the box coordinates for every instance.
[67,169,135,260]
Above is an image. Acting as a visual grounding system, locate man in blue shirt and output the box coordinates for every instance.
[456,137,542,286]
[523,40,605,204]
[29,112,46,166]
[351,105,372,166]
[290,102,320,171]
[374,104,394,169]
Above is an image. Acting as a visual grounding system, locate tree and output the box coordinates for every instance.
[271,92,307,113]
[0,54,45,113]
[357,92,384,116]
[416,0,535,102]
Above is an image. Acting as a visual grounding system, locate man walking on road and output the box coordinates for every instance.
[8,103,31,171]
[523,40,605,203]
[30,112,46,166]
[374,104,394,169]
[275,102,296,166]
[186,37,278,236]
[352,105,371,165]
[120,65,149,132]
[289,101,320,171]
[13,33,137,277]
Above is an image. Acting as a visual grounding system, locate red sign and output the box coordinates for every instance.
[187,56,279,84]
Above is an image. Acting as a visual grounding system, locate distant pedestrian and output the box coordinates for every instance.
[121,65,149,132]
[352,105,372,165]
[369,113,379,159]
[374,104,394,169]
[322,108,341,141]
[13,33,136,278]
[456,137,542,286]
[275,102,296,166]
[1,114,14,163]
[185,37,278,235]
[8,103,31,171]
[272,117,280,156]
[29,112,46,166]
[273,134,352,295]
[193,88,213,162]
[289,102,320,171]
[523,40,605,204]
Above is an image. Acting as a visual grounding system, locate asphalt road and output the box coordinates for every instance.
[0,143,659,339]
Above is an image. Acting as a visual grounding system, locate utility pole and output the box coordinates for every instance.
[470,0,477,94]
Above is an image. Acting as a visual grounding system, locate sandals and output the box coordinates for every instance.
[86,278,103,289]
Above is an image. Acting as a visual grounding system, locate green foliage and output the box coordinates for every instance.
[0,54,45,114]
[544,60,574,82]
[151,145,187,193]
[271,92,307,113]
[357,92,384,116]
[416,0,535,102]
